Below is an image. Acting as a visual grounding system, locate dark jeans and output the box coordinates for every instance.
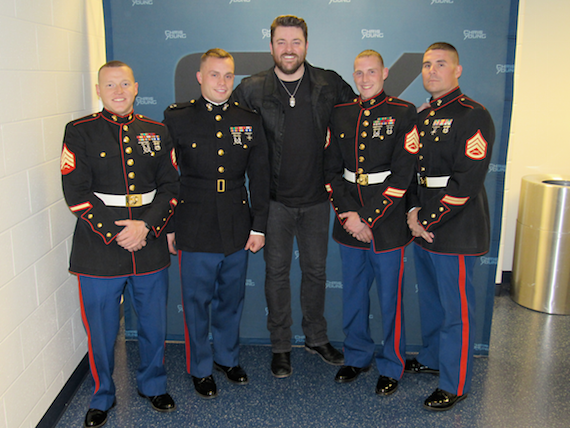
[264,199,331,352]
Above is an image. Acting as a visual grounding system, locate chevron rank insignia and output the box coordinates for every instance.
[404,126,420,154]
[60,144,76,175]
[465,130,487,160]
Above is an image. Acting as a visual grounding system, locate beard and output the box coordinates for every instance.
[273,52,306,75]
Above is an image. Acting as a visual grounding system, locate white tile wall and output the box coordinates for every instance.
[0,1,105,426]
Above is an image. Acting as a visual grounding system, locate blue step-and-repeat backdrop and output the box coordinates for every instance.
[105,0,518,355]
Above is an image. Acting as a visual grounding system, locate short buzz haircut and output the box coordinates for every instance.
[200,48,234,64]
[270,15,308,42]
[98,60,132,78]
[425,42,460,63]
[355,49,385,67]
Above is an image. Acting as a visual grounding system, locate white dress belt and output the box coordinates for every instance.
[94,189,157,207]
[417,174,450,188]
[343,169,391,185]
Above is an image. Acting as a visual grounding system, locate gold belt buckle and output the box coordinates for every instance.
[217,179,226,193]
[126,194,142,207]
[419,176,427,187]
[356,173,369,186]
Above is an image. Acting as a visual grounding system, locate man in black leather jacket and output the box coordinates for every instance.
[233,15,355,378]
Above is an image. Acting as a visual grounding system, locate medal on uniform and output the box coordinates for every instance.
[137,133,161,153]
[372,117,395,138]
[431,118,453,135]
[230,126,252,145]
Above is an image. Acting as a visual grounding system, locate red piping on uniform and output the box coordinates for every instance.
[394,248,405,377]
[457,255,469,396]
[77,276,101,394]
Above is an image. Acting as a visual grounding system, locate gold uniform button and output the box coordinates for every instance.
[437,100,443,106]
[97,223,103,228]
[340,133,345,138]
[218,166,225,173]
[156,226,160,231]
[419,143,423,148]
[128,172,135,179]
[383,200,388,205]
[358,156,364,162]
[243,144,248,149]
[129,185,135,191]
[357,168,364,174]
[364,110,371,116]
[420,131,425,137]
[361,131,367,138]
[88,214,93,219]
[216,131,223,138]
[419,155,424,160]
[218,149,224,156]
[334,207,339,211]
[243,200,247,204]
[368,217,373,223]
[435,137,440,142]
[123,125,128,131]
[123,136,130,143]
[424,119,430,125]
[150,152,155,157]
[127,159,134,166]
[363,120,369,127]
[163,218,166,222]
[100,152,106,157]
[112,115,118,121]
[380,135,384,140]
[128,114,133,120]
[215,115,222,121]
[106,232,112,238]
[359,144,365,150]
[375,209,380,213]
[439,207,444,212]
[422,220,428,225]
[429,111,435,117]
[421,167,426,171]
[192,143,197,148]
[388,98,393,102]
[431,213,436,218]
[125,147,133,154]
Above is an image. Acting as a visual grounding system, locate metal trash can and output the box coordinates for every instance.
[511,175,570,314]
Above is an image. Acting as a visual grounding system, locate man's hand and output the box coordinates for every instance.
[167,232,177,255]
[245,234,265,253]
[407,208,434,243]
[338,211,373,243]
[115,219,149,252]
[417,102,431,113]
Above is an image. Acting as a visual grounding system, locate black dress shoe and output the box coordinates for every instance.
[84,401,115,428]
[137,391,176,412]
[214,362,249,385]
[375,375,398,396]
[271,352,292,378]
[305,343,344,365]
[192,375,218,399]
[404,358,439,374]
[334,365,370,383]
[424,388,467,411]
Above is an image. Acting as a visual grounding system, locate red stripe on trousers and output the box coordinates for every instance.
[457,255,469,396]
[77,277,100,394]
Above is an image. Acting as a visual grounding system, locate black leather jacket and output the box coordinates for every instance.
[232,62,355,199]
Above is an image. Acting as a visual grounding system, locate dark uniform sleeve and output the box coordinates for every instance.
[245,115,270,234]
[417,107,494,232]
[61,122,123,243]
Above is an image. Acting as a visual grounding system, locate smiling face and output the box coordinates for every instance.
[96,65,138,116]
[197,56,235,104]
[422,48,462,99]
[353,55,389,100]
[270,25,307,79]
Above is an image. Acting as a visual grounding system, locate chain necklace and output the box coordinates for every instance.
[277,73,304,108]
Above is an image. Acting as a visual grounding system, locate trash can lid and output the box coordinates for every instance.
[542,180,570,186]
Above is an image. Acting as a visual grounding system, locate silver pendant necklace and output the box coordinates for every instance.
[278,74,304,108]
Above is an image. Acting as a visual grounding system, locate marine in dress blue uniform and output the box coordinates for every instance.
[406,43,495,411]
[325,51,418,396]
[61,62,178,427]
[163,49,269,399]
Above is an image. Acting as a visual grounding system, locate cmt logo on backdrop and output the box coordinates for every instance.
[326,281,343,289]
[165,30,186,40]
[246,279,255,287]
[496,64,515,74]
[464,30,486,40]
[136,96,157,106]
[294,335,306,344]
[431,0,454,4]
[132,0,153,5]
[262,29,270,39]
[229,0,250,3]
[480,257,498,266]
[488,163,506,173]
[362,29,384,39]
